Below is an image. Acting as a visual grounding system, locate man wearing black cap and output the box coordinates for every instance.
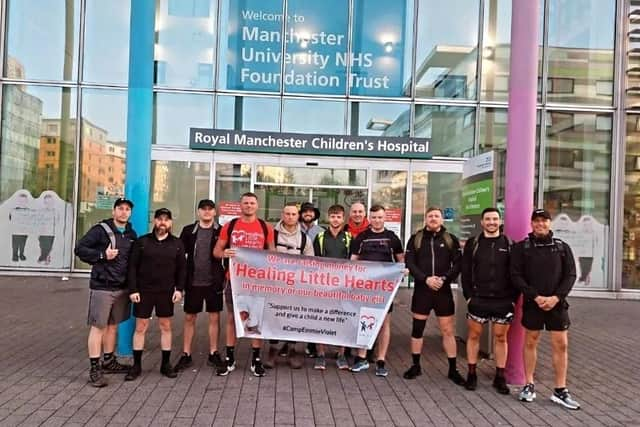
[511,208,580,410]
[125,208,186,381]
[75,197,137,387]
[299,202,323,242]
[174,200,226,373]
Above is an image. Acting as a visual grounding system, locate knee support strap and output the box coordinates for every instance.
[411,318,427,339]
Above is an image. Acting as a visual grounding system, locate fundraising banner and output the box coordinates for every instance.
[229,248,404,349]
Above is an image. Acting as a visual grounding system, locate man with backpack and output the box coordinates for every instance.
[512,209,580,410]
[264,202,314,369]
[349,205,404,377]
[313,204,352,370]
[461,207,517,394]
[75,198,137,387]
[173,199,226,374]
[403,207,465,385]
[213,192,275,377]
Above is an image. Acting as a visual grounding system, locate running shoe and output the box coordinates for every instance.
[519,383,536,402]
[102,357,131,374]
[208,352,223,369]
[402,364,422,380]
[465,373,478,391]
[550,388,580,410]
[251,358,266,377]
[350,359,370,373]
[173,353,193,372]
[217,357,236,376]
[89,365,107,387]
[336,355,349,370]
[492,376,510,395]
[375,361,388,377]
[314,355,326,370]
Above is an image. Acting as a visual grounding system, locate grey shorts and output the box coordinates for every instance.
[87,289,130,327]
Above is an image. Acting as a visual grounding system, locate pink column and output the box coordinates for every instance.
[504,0,541,385]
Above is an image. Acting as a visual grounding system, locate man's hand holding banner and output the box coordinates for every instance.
[230,248,404,349]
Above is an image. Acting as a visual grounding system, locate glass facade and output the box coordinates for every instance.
[0,0,634,294]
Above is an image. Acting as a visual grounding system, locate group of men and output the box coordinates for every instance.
[75,193,580,410]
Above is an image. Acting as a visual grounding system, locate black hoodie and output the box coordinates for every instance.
[510,231,576,301]
[405,226,462,292]
[127,232,186,294]
[74,219,137,291]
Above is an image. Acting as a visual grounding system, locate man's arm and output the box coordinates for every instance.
[405,234,427,286]
[213,223,229,258]
[127,239,142,294]
[460,236,474,300]
[510,243,538,300]
[175,240,187,292]
[555,243,577,299]
[313,235,321,256]
[443,235,462,284]
[74,225,106,264]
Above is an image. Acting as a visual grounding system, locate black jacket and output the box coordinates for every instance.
[461,234,518,301]
[74,219,137,291]
[405,226,462,292]
[179,222,225,289]
[127,233,186,294]
[510,231,577,301]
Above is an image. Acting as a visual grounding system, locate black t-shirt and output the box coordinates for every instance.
[352,228,403,262]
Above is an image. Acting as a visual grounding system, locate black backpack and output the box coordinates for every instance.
[274,229,307,254]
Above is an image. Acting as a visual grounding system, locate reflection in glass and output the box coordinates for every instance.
[372,170,407,239]
[217,0,283,91]
[256,166,366,187]
[349,102,409,137]
[351,0,414,97]
[154,93,213,146]
[255,185,310,223]
[411,172,461,237]
[415,0,479,99]
[75,89,128,269]
[214,163,251,223]
[282,99,346,134]
[414,105,474,157]
[284,0,348,95]
[155,0,217,88]
[546,0,615,105]
[4,0,80,81]
[0,85,77,269]
[83,0,131,84]
[543,112,611,288]
[623,115,640,289]
[150,160,210,233]
[216,96,280,131]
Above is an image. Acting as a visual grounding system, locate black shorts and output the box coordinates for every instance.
[134,291,174,318]
[522,300,570,331]
[467,297,514,325]
[411,287,455,317]
[184,286,223,313]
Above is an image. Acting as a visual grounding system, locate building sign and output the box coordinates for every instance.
[225,0,406,96]
[459,152,495,241]
[190,128,431,159]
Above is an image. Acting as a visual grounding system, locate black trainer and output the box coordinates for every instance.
[173,353,193,372]
[124,364,141,381]
[465,373,477,390]
[89,366,107,387]
[251,358,266,377]
[216,357,236,376]
[448,370,466,386]
[492,376,510,395]
[102,358,131,374]
[160,362,177,378]
[208,352,224,369]
[278,342,289,357]
[403,364,422,380]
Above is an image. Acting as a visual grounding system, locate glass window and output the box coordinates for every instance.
[154,92,213,146]
[480,0,544,102]
[282,99,346,134]
[0,85,77,269]
[150,160,210,232]
[75,89,128,269]
[4,0,80,81]
[410,171,462,237]
[543,112,611,289]
[349,102,410,137]
[217,0,283,92]
[216,96,280,131]
[351,0,414,97]
[624,114,640,289]
[155,0,217,88]
[83,0,131,84]
[415,0,479,99]
[414,105,475,157]
[546,0,615,105]
[214,163,251,224]
[256,166,366,186]
[283,0,348,95]
[371,170,407,239]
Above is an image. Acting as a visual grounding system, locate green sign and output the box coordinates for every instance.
[190,128,431,160]
[462,179,494,215]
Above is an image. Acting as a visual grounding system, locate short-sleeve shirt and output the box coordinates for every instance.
[352,228,403,262]
[220,219,275,249]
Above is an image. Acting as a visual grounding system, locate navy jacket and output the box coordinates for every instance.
[74,219,137,291]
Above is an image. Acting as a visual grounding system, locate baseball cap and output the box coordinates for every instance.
[198,199,216,209]
[154,208,172,219]
[531,208,551,221]
[113,198,134,209]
